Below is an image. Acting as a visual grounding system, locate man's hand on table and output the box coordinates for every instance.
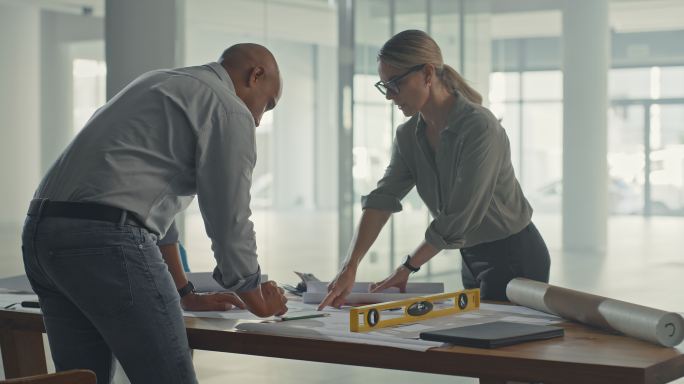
[238,281,289,317]
[181,291,246,311]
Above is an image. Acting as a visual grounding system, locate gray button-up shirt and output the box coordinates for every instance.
[362,92,533,250]
[35,62,261,292]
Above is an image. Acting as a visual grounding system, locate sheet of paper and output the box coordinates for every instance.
[183,299,320,320]
[303,282,445,304]
[0,293,41,314]
[0,275,34,294]
[391,323,435,332]
[236,320,443,352]
[305,281,443,294]
[232,296,519,350]
[235,299,566,347]
[458,313,483,319]
[234,298,486,349]
[183,309,269,320]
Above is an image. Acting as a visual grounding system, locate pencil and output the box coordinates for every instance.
[280,313,330,321]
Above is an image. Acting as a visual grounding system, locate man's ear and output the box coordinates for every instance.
[248,66,266,88]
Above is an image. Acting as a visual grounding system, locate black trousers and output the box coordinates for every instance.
[460,222,550,301]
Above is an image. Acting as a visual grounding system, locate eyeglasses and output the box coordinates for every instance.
[374,64,426,96]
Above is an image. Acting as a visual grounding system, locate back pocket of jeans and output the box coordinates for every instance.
[48,246,133,318]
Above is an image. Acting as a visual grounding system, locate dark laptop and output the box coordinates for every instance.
[419,321,564,348]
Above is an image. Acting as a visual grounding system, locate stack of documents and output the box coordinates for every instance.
[302,281,444,304]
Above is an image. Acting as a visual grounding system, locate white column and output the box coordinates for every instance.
[0,4,40,277]
[105,0,182,99]
[562,0,610,252]
[314,45,339,210]
[337,0,354,263]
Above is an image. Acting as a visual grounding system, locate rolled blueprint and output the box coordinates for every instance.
[506,278,684,347]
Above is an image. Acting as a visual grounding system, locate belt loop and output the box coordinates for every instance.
[32,199,49,247]
[36,199,49,218]
[118,210,128,227]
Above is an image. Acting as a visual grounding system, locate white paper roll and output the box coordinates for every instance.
[506,278,684,347]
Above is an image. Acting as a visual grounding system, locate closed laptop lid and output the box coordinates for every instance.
[420,321,564,348]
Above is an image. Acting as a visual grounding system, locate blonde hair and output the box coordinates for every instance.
[378,29,482,105]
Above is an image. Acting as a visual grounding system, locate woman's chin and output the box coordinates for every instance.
[398,107,414,117]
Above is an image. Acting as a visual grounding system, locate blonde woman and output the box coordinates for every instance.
[319,30,550,308]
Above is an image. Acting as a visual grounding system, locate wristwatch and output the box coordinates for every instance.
[402,255,420,273]
[178,281,195,298]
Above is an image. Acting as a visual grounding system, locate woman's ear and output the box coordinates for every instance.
[424,63,436,86]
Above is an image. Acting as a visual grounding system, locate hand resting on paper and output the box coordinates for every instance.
[317,264,357,310]
[238,281,289,317]
[181,291,246,311]
[369,266,410,294]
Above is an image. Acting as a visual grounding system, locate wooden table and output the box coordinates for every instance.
[2,309,684,384]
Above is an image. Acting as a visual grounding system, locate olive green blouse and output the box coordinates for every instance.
[361,92,533,250]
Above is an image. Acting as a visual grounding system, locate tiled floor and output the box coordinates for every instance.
[1,213,683,383]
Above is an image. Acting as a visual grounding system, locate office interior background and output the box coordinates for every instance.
[0,0,682,383]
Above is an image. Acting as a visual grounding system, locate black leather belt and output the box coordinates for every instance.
[27,199,150,232]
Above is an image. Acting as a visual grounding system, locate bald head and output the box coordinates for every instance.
[219,43,282,127]
[220,43,279,76]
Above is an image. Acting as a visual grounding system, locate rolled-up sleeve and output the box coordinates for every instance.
[196,108,262,293]
[361,138,415,212]
[425,121,505,250]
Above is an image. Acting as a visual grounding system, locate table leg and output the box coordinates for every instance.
[0,328,48,378]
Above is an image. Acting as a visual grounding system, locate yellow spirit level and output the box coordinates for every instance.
[349,289,480,332]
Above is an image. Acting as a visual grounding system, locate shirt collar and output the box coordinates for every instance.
[415,91,471,136]
[445,91,471,131]
[205,62,237,94]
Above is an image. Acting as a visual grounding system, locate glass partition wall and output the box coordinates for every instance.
[345,0,684,289]
[351,0,464,283]
[181,0,340,282]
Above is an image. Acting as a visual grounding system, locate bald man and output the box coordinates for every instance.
[22,43,286,384]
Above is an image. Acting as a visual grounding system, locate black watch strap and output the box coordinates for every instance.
[402,255,420,273]
[178,281,195,298]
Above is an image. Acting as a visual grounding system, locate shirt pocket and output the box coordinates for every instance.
[46,245,133,318]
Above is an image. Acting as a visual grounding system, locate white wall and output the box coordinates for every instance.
[185,0,336,47]
[272,42,316,209]
[0,4,41,226]
[41,10,103,173]
[183,0,338,211]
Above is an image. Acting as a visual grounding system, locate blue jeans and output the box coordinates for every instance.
[22,216,198,384]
